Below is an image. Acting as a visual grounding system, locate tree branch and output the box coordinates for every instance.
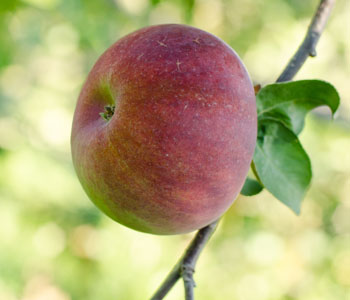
[150,220,219,300]
[149,1,335,299]
[277,0,336,82]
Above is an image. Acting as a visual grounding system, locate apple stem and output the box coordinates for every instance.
[250,161,263,187]
[149,0,335,299]
[150,220,219,300]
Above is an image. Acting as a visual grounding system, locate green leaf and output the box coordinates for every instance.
[241,177,263,196]
[256,80,340,135]
[253,120,312,214]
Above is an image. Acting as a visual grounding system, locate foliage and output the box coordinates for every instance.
[242,80,340,215]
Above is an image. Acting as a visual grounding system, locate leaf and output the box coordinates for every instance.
[249,79,340,213]
[253,120,312,214]
[240,177,263,196]
[256,80,340,135]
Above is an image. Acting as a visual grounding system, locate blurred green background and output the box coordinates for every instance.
[0,0,349,299]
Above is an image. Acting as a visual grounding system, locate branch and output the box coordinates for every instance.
[149,1,335,299]
[277,0,336,82]
[150,220,219,300]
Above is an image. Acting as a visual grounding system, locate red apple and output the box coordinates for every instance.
[71,24,257,235]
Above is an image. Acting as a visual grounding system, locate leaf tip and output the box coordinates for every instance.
[290,203,301,216]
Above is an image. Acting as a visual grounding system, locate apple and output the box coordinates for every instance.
[71,24,257,235]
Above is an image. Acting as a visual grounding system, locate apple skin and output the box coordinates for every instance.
[71,24,257,235]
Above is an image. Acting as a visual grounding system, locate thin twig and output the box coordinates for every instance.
[277,0,336,82]
[182,263,195,300]
[150,220,219,300]
[149,1,335,299]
